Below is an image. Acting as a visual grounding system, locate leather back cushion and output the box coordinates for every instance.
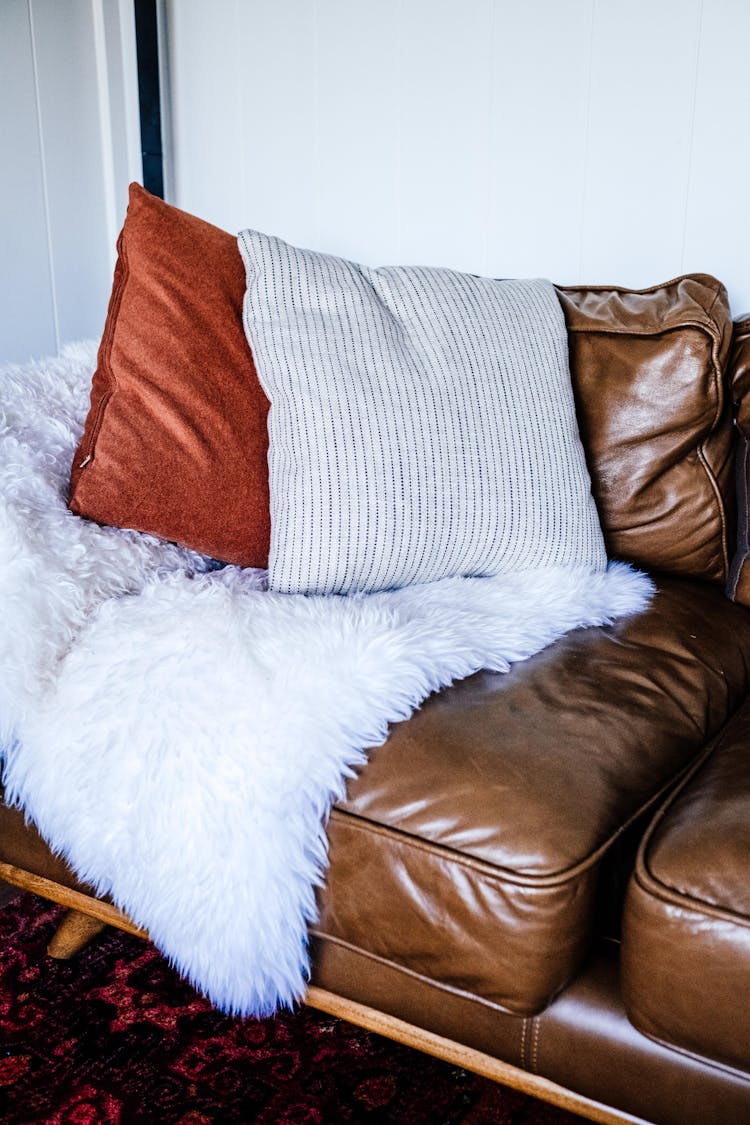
[727,316,750,604]
[557,276,735,583]
[69,184,271,568]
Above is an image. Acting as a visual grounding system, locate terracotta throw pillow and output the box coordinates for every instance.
[69,184,270,567]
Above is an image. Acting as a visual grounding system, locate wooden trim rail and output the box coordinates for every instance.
[0,862,146,937]
[0,863,647,1125]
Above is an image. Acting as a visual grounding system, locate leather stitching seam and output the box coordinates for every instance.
[531,1016,541,1074]
[77,229,128,467]
[520,1018,529,1069]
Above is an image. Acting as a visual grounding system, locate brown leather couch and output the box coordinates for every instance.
[2,275,750,1125]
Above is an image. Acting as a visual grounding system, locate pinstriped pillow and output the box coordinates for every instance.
[238,230,607,595]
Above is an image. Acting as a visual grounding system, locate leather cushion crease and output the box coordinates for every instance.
[557,275,735,583]
[314,577,750,1015]
[728,314,750,603]
[310,940,750,1125]
[622,698,750,1074]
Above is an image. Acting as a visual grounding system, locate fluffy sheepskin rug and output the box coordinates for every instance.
[0,343,653,1015]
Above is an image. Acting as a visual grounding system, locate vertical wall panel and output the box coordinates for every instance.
[394,0,493,272]
[0,0,57,362]
[579,0,702,285]
[234,0,319,247]
[167,0,245,233]
[96,0,144,253]
[0,0,141,364]
[313,0,403,264]
[165,0,750,310]
[30,0,113,345]
[682,0,750,313]
[486,0,593,281]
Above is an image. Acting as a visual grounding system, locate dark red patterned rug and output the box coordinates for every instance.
[0,892,586,1124]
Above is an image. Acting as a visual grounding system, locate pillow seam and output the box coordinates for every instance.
[79,229,128,467]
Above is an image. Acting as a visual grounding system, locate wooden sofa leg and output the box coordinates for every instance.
[47,909,108,959]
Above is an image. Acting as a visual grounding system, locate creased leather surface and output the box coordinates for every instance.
[317,577,750,1014]
[558,275,735,582]
[311,939,750,1125]
[4,579,750,1018]
[728,315,750,603]
[623,699,750,1072]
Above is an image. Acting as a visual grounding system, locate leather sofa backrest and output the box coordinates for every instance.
[727,314,750,604]
[556,275,735,583]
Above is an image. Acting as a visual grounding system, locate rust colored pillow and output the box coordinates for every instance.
[727,315,750,604]
[69,183,270,567]
[557,275,735,584]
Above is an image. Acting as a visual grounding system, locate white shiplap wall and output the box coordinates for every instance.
[165,0,750,313]
[0,0,141,364]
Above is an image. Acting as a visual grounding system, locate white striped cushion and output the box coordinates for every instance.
[238,230,607,595]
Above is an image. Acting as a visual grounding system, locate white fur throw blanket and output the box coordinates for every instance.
[0,342,653,1015]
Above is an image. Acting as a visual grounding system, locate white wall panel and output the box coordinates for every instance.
[486,0,594,281]
[682,0,750,313]
[0,0,57,361]
[313,0,404,264]
[96,0,144,250]
[168,0,245,234]
[234,0,320,247]
[393,0,493,272]
[30,0,112,345]
[579,0,702,286]
[166,0,750,310]
[0,0,140,364]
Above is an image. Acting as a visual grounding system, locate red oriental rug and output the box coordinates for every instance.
[0,892,586,1124]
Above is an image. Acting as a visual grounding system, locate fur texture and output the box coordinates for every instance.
[0,344,654,1015]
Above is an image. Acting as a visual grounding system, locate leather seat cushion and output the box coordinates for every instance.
[315,577,750,1015]
[3,577,750,1022]
[623,698,750,1073]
